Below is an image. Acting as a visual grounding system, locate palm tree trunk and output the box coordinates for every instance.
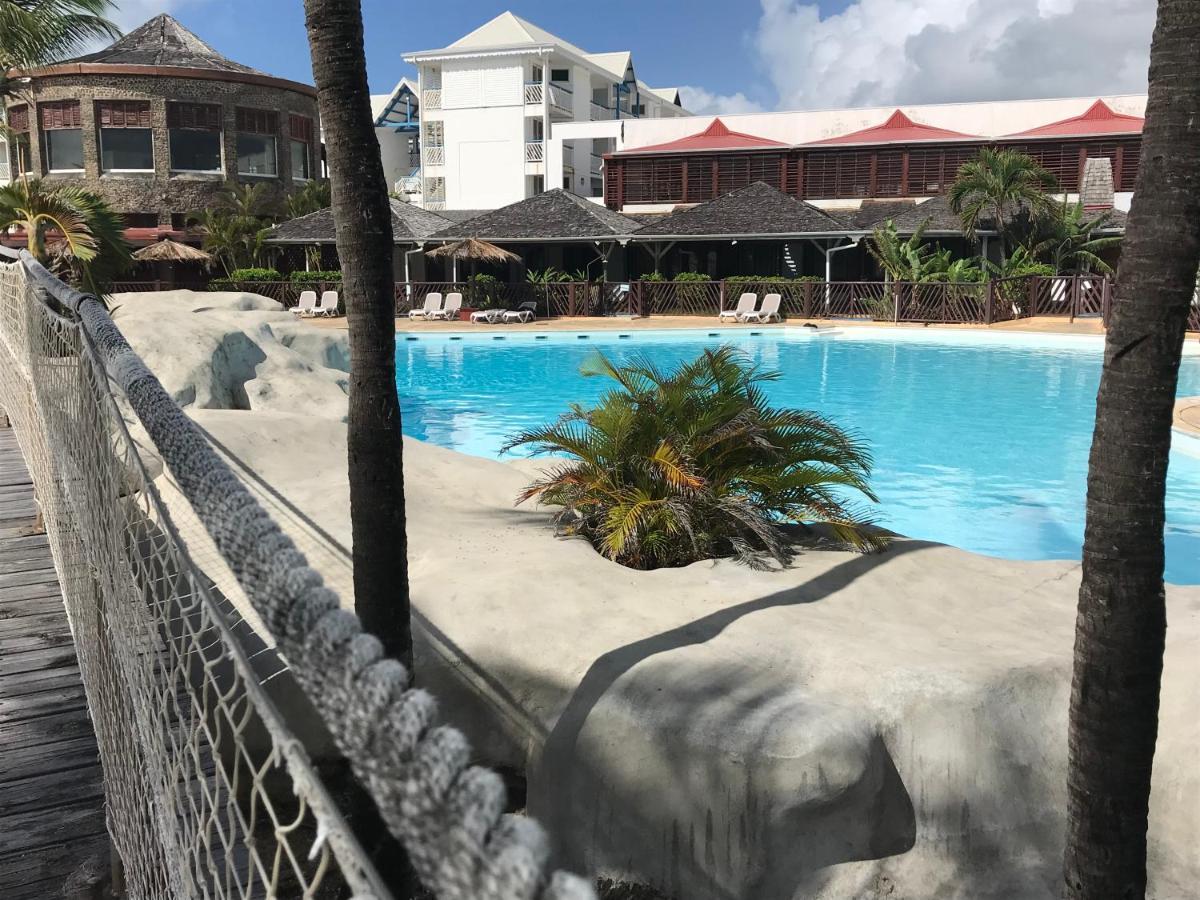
[302,0,412,667]
[1064,2,1200,897]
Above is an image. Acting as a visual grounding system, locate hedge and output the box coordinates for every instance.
[290,270,342,284]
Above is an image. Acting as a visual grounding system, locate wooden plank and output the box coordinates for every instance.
[0,764,105,816]
[0,707,97,752]
[0,664,83,698]
[0,645,79,678]
[0,734,99,782]
[0,593,66,620]
[0,803,108,856]
[0,683,88,724]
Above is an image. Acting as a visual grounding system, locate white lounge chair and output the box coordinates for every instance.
[428,292,463,321]
[502,301,538,323]
[291,291,317,316]
[470,308,504,323]
[409,292,443,319]
[312,290,339,317]
[741,293,782,323]
[719,293,757,322]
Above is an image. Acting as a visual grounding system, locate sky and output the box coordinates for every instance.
[113,0,1155,114]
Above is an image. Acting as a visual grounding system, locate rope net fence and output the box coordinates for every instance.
[0,250,593,900]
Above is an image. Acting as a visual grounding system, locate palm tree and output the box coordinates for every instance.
[1063,2,1200,897]
[1027,200,1123,275]
[868,218,943,282]
[0,177,130,294]
[285,178,331,220]
[187,183,278,275]
[505,347,885,570]
[303,0,410,665]
[0,0,119,103]
[948,147,1058,261]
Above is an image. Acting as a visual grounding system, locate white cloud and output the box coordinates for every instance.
[678,86,768,116]
[754,0,1154,110]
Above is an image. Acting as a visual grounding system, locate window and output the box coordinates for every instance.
[7,105,31,175]
[97,101,153,171]
[633,104,646,116]
[591,177,603,196]
[289,114,313,180]
[40,101,83,171]
[550,68,569,82]
[530,119,544,141]
[531,64,543,82]
[124,212,160,228]
[235,107,278,176]
[168,102,222,172]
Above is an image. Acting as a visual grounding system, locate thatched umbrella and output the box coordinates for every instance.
[425,237,520,265]
[131,238,212,264]
[425,237,520,286]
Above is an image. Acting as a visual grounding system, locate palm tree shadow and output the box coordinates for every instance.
[530,541,928,897]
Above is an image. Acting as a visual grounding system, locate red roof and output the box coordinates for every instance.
[1008,99,1143,138]
[810,109,978,146]
[620,118,787,155]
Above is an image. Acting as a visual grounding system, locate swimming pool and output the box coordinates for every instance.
[396,327,1200,584]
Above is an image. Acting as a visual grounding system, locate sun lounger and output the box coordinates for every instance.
[409,292,443,320]
[312,290,339,317]
[291,291,317,316]
[502,301,538,323]
[428,292,463,321]
[470,308,504,323]
[719,293,757,322]
[740,293,782,323]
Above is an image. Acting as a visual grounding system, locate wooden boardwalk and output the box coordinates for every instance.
[0,425,108,899]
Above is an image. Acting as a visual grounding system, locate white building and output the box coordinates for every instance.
[371,78,422,204]
[403,11,688,212]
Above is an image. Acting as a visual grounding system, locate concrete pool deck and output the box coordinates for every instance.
[306,313,1111,336]
[110,290,1200,900]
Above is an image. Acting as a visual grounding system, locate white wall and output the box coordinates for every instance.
[376,128,414,188]
[442,106,526,209]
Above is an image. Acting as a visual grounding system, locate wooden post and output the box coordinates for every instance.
[984,280,995,325]
[568,282,576,317]
[718,279,726,313]
[1028,277,1038,318]
[1070,275,1080,323]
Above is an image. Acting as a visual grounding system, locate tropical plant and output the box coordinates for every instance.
[284,178,331,219]
[0,177,130,295]
[0,0,118,105]
[984,245,1055,280]
[1064,2,1199,896]
[867,219,937,281]
[948,148,1058,260]
[505,347,885,570]
[1026,200,1123,275]
[188,183,280,276]
[304,0,411,672]
[525,266,567,284]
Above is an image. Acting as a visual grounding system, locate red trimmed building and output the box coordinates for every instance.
[601,97,1143,212]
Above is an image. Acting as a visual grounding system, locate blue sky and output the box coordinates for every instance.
[131,0,1152,114]
[139,0,838,109]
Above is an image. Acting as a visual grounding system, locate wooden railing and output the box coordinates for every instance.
[105,275,1200,331]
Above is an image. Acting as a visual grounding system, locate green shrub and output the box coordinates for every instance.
[226,267,282,281]
[640,271,666,282]
[505,347,886,570]
[672,271,709,282]
[466,273,502,308]
[290,270,341,284]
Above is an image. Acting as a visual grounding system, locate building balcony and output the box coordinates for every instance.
[423,88,441,110]
[407,151,422,170]
[589,101,612,120]
[524,141,544,163]
[425,200,446,211]
[424,146,445,167]
[524,82,573,117]
[590,152,602,174]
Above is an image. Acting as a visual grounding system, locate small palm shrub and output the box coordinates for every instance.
[504,347,885,570]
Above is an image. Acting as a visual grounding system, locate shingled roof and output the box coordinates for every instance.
[64,14,262,74]
[633,182,851,238]
[265,200,454,244]
[429,189,640,241]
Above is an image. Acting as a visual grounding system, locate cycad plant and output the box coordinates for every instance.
[504,347,885,570]
[949,148,1058,260]
[867,218,940,282]
[0,178,131,295]
[188,182,278,275]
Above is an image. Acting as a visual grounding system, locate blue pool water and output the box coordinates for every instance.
[396,328,1200,583]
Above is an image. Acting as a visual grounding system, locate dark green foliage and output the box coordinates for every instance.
[290,269,341,284]
[505,347,885,570]
[226,267,282,281]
